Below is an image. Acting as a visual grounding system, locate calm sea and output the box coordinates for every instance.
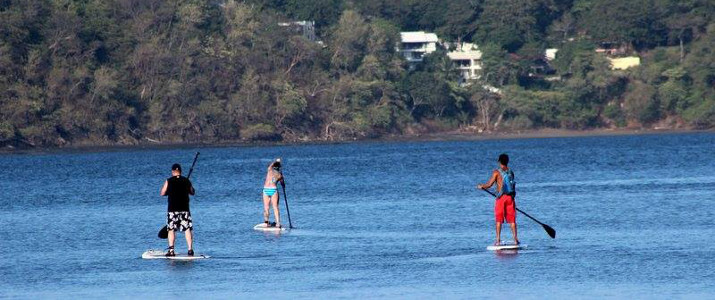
[1,133,714,298]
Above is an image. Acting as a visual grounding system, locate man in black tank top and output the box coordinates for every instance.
[160,163,195,256]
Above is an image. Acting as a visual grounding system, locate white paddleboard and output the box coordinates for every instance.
[253,223,288,232]
[141,249,210,260]
[486,243,527,251]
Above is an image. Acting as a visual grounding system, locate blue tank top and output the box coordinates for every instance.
[498,169,515,196]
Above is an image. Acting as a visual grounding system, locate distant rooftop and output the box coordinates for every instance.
[446,43,482,60]
[545,48,558,61]
[609,56,640,70]
[400,31,439,43]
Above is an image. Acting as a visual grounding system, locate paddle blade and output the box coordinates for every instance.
[158,225,168,239]
[543,224,556,239]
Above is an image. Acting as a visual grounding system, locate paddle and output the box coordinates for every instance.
[281,183,294,229]
[480,189,556,239]
[158,152,200,239]
[278,161,294,229]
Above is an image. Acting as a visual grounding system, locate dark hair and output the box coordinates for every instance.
[171,163,182,172]
[498,154,509,166]
[272,161,281,169]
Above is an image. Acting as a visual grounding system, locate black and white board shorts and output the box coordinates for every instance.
[167,211,193,232]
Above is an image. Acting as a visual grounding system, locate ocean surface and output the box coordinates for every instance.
[1,133,714,299]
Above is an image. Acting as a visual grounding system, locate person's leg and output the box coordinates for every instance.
[495,222,502,245]
[509,223,519,244]
[166,213,176,256]
[271,193,281,228]
[262,193,271,223]
[505,196,519,244]
[185,229,193,251]
[168,230,175,248]
[494,196,505,245]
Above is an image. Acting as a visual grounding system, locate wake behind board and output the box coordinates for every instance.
[253,223,288,232]
[486,243,527,251]
[141,249,210,260]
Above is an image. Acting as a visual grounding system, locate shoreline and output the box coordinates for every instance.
[382,127,710,142]
[1,127,711,155]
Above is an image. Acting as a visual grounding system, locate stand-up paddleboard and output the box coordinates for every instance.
[486,243,527,251]
[141,249,210,260]
[253,223,288,232]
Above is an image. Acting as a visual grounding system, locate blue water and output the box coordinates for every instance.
[1,133,714,298]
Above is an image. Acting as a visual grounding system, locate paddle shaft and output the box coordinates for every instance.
[480,189,555,238]
[281,180,293,229]
[186,152,200,179]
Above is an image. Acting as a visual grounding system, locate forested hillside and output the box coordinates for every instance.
[1,0,713,148]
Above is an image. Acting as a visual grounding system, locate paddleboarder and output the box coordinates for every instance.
[160,163,195,256]
[477,153,519,246]
[262,159,285,228]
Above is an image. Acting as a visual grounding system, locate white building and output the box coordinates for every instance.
[446,43,483,84]
[545,48,558,61]
[398,31,439,63]
[278,20,320,44]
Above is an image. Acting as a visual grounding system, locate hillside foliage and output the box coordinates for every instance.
[0,0,713,147]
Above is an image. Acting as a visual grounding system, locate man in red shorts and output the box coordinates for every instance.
[477,153,519,245]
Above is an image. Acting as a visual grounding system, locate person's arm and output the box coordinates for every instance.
[188,180,195,195]
[278,172,285,187]
[160,180,168,196]
[477,170,499,190]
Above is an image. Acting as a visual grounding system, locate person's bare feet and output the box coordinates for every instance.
[494,240,501,246]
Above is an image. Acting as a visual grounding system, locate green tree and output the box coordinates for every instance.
[576,0,668,49]
[285,0,343,29]
[624,80,660,125]
[479,43,521,86]
[274,81,308,128]
[404,71,455,119]
[475,0,558,51]
[329,10,369,72]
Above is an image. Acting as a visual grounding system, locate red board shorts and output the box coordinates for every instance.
[495,194,516,223]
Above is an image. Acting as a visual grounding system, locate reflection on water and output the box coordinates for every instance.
[167,260,199,270]
[494,249,520,258]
